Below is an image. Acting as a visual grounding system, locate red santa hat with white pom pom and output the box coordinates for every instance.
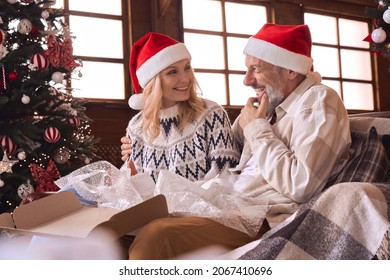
[243,23,313,75]
[128,32,191,110]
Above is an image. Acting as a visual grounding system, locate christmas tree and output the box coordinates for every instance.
[0,0,99,213]
[364,0,390,60]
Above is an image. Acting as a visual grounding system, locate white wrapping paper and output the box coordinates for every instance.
[55,161,269,237]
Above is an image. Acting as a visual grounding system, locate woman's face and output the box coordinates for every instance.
[159,59,193,108]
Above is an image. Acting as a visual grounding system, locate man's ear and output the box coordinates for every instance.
[287,70,299,80]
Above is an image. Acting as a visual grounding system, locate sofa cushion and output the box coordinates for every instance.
[326,126,390,187]
[381,134,390,160]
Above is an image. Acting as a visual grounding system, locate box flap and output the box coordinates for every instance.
[5,191,168,240]
[88,194,168,240]
[0,212,14,228]
[12,190,84,229]
[25,206,120,238]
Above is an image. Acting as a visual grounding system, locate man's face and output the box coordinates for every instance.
[243,55,288,116]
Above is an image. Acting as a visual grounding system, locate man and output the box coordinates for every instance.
[121,23,351,259]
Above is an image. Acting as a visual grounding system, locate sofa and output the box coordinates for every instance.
[219,112,390,260]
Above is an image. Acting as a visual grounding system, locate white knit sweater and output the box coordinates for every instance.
[127,99,240,182]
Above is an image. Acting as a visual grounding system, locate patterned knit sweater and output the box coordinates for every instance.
[126,99,240,182]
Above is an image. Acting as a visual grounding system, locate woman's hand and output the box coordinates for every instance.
[120,136,132,162]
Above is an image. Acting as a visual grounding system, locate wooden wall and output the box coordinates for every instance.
[86,0,390,166]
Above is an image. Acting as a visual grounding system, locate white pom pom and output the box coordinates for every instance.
[128,94,144,110]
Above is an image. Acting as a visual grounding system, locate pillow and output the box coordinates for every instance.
[381,134,390,160]
[326,126,390,188]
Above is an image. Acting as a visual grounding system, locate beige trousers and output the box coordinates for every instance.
[128,216,269,260]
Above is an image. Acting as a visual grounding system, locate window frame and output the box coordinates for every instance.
[181,0,272,108]
[304,9,378,112]
[58,0,132,105]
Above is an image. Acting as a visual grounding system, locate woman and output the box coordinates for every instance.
[21,32,240,207]
[123,32,240,182]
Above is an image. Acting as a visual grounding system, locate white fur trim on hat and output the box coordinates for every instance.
[136,43,191,88]
[243,37,313,75]
[128,93,144,110]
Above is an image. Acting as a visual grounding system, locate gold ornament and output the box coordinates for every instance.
[0,150,18,173]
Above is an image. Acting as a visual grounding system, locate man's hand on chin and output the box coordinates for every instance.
[239,94,269,130]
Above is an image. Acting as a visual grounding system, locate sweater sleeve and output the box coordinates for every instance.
[203,104,241,179]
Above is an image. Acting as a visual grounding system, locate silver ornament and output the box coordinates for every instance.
[17,181,34,199]
[17,19,33,34]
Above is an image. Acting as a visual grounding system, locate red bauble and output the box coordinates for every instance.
[68,116,81,126]
[29,27,40,37]
[30,54,49,70]
[0,135,17,155]
[21,0,34,3]
[8,71,18,81]
[43,127,61,143]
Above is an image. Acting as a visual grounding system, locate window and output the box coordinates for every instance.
[304,13,374,111]
[182,0,268,106]
[52,0,129,101]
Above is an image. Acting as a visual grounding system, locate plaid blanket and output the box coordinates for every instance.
[239,182,390,260]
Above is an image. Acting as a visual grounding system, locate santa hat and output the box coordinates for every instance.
[243,23,313,75]
[128,32,191,110]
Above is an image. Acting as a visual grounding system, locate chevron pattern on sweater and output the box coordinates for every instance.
[203,110,230,130]
[128,99,240,182]
[160,117,179,136]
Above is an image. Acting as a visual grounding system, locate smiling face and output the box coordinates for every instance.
[159,59,194,108]
[243,55,289,116]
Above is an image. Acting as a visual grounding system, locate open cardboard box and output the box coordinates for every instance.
[0,191,168,259]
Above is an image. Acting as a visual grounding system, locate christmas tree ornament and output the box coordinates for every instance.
[0,66,6,94]
[51,71,64,83]
[371,27,387,43]
[0,179,4,187]
[21,0,34,4]
[44,126,61,143]
[0,150,18,173]
[17,181,34,199]
[17,19,33,35]
[84,157,91,164]
[0,29,5,44]
[53,147,69,164]
[7,0,17,4]
[29,27,40,37]
[44,34,80,71]
[41,10,50,20]
[29,160,60,192]
[383,7,390,24]
[21,94,30,104]
[44,34,61,68]
[68,116,81,126]
[61,38,80,71]
[17,151,26,160]
[0,136,17,155]
[30,54,49,70]
[0,45,9,60]
[8,71,18,82]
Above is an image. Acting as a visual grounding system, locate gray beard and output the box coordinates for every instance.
[265,85,284,117]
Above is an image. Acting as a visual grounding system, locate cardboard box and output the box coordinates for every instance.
[0,191,168,259]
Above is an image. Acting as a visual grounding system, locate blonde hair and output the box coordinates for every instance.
[141,70,205,141]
